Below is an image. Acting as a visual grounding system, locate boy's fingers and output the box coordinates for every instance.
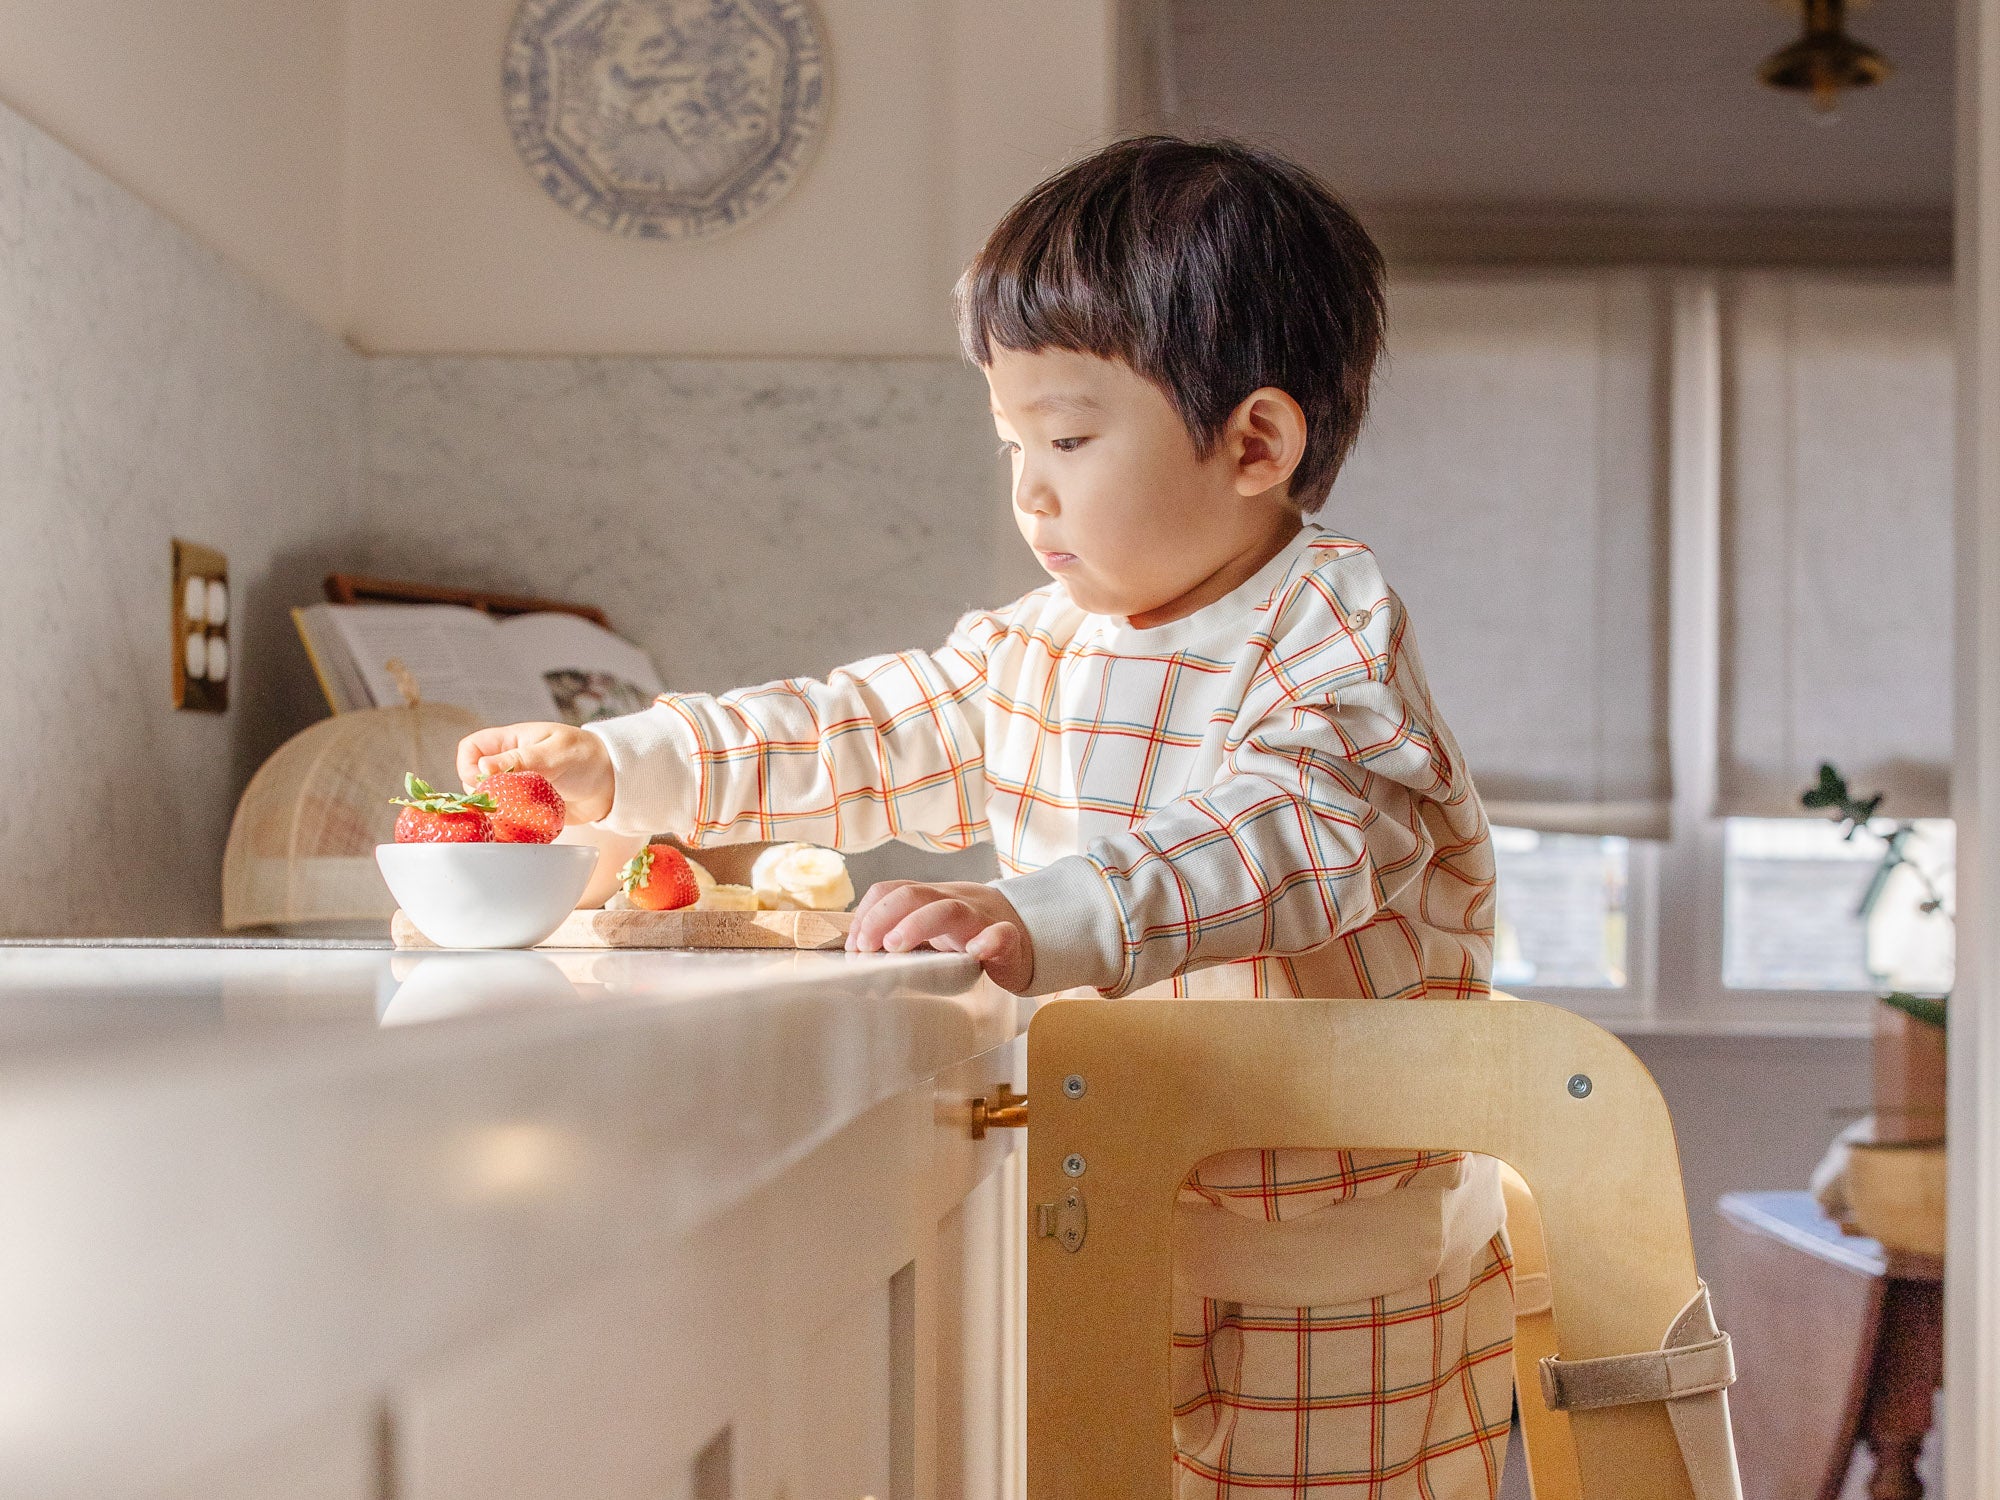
[852,880,928,952]
[476,748,531,779]
[456,729,515,789]
[850,879,908,928]
[881,898,980,954]
[966,923,1013,961]
[851,884,940,952]
[967,922,1030,990]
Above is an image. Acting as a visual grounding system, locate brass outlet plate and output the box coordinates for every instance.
[171,538,229,713]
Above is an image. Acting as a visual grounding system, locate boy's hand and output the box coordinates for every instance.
[847,880,1035,993]
[456,723,615,826]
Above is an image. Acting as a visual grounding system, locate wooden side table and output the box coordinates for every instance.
[1715,1191,1943,1500]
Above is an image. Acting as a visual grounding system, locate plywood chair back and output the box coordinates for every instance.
[1501,1161,1584,1499]
[1024,997,1740,1500]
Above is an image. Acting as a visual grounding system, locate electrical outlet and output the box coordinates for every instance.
[171,538,229,713]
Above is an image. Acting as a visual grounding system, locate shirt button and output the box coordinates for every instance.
[1348,608,1373,630]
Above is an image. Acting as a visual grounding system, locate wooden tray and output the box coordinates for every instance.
[392,907,853,951]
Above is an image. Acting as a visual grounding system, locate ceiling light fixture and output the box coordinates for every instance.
[1759,0,1893,114]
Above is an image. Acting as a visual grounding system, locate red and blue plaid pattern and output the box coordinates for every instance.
[1173,1234,1516,1496]
[638,529,1494,1005]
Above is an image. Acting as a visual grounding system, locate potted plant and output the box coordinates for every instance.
[1801,765,1948,1256]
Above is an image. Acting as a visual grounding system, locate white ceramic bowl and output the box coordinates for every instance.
[378,951,580,1025]
[375,842,598,950]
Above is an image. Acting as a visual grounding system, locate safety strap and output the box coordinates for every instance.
[1513,1270,1553,1318]
[1537,1281,1744,1500]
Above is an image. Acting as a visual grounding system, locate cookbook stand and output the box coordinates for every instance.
[322,572,613,629]
[1017,996,1743,1499]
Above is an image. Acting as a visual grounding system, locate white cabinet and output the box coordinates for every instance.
[388,1049,1023,1500]
[143,1406,379,1500]
[0,948,1022,1500]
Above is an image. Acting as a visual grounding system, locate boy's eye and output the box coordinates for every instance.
[1052,436,1089,452]
[996,439,1020,457]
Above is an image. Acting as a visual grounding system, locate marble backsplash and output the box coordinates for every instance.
[360,356,1030,697]
[0,102,360,937]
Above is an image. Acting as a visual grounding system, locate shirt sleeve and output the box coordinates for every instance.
[998,572,1468,997]
[583,610,1001,851]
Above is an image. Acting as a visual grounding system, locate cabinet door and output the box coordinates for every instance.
[389,1052,1025,1500]
[390,1205,767,1500]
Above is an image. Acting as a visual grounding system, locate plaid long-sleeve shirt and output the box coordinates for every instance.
[592,524,1510,1488]
[589,525,1495,1007]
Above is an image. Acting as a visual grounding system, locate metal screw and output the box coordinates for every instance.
[1567,1073,1593,1099]
[1062,1074,1087,1099]
[1062,1153,1087,1177]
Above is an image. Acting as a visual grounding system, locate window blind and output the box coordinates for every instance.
[1719,275,1953,819]
[1331,273,1672,837]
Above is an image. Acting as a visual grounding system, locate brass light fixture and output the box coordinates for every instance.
[1760,0,1893,113]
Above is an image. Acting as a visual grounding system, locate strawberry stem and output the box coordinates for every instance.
[390,769,495,814]
[619,846,654,896]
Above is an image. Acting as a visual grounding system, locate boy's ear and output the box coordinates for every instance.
[1227,387,1309,498]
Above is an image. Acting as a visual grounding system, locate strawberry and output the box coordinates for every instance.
[390,773,495,844]
[477,769,566,844]
[620,844,700,911]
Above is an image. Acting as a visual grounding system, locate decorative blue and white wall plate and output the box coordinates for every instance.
[502,0,828,242]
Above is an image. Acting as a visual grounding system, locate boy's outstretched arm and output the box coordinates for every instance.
[459,611,1001,850]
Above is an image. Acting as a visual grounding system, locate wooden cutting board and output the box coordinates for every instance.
[392,907,853,951]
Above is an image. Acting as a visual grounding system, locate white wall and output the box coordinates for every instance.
[0,0,1121,356]
[343,0,1117,355]
[0,0,348,332]
[0,103,359,938]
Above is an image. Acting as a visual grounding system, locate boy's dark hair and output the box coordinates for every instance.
[954,136,1385,511]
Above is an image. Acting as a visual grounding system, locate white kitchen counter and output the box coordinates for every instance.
[0,942,1027,1499]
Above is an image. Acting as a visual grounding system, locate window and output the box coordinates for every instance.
[1723,817,1956,994]
[1491,828,1630,990]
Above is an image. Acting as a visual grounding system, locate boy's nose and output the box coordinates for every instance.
[1014,472,1058,516]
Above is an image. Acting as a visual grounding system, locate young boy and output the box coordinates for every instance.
[459,137,1514,1497]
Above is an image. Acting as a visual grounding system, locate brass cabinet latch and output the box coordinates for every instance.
[969,1085,1028,1139]
[1036,1186,1086,1252]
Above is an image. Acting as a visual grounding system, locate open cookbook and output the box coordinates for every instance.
[293,602,664,727]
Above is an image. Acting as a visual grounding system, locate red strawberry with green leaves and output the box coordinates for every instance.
[620,844,699,911]
[477,769,566,844]
[390,773,495,844]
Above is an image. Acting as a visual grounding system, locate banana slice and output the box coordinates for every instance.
[749,843,855,911]
[685,856,717,894]
[695,883,760,911]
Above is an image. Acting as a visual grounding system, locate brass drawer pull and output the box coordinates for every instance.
[969,1085,1028,1139]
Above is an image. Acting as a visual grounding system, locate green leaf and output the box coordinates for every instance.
[390,771,495,815]
[1800,761,1887,832]
[1801,763,1848,811]
[619,846,654,896]
[1882,992,1948,1031]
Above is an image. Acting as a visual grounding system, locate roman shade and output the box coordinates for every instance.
[1332,273,1672,837]
[1718,275,1954,819]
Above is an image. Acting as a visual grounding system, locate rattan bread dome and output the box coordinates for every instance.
[222,702,480,934]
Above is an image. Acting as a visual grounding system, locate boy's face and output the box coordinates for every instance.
[984,348,1297,624]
